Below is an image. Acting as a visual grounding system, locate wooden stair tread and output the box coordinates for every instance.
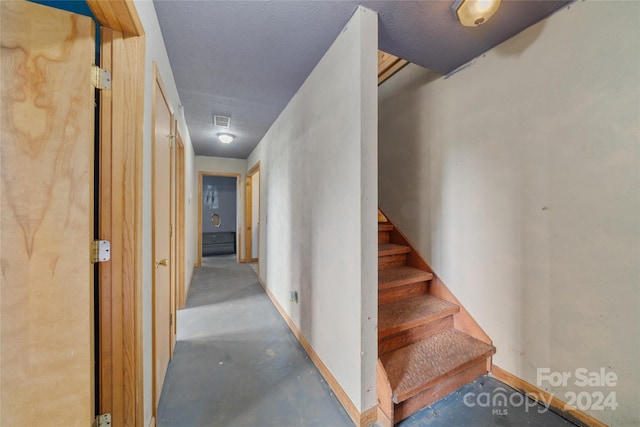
[378,223,394,231]
[378,243,410,257]
[379,295,458,338]
[379,266,433,290]
[381,329,495,403]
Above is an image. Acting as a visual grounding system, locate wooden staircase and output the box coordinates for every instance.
[377,215,496,424]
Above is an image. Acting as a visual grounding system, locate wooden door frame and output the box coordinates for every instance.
[197,171,242,267]
[245,162,261,265]
[175,132,187,309]
[151,62,175,420]
[89,1,145,426]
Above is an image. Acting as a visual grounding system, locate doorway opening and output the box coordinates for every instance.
[198,172,241,266]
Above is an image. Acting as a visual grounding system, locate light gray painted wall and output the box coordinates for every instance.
[202,175,237,234]
[378,1,639,425]
[247,6,378,412]
[133,1,197,424]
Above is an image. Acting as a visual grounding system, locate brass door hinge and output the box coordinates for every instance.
[91,240,111,264]
[92,64,112,90]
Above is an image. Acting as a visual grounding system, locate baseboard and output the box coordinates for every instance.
[257,277,375,427]
[376,406,393,427]
[491,365,608,427]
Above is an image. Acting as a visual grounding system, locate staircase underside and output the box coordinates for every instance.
[377,216,495,424]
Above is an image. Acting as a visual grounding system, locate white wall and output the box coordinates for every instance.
[246,6,378,413]
[195,156,248,260]
[133,1,197,424]
[378,2,639,425]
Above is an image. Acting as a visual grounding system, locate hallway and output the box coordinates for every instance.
[156,255,353,426]
[157,256,588,427]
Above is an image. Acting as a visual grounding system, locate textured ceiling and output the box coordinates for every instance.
[154,0,572,159]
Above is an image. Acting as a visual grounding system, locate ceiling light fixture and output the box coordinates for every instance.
[217,133,235,144]
[452,0,501,27]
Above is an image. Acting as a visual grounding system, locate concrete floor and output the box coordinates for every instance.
[158,255,583,427]
[396,376,585,427]
[156,255,353,427]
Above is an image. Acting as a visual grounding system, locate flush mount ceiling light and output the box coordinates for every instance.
[452,0,501,27]
[217,133,235,144]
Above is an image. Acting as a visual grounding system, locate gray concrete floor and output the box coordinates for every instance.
[395,376,585,427]
[156,255,353,427]
[158,255,584,427]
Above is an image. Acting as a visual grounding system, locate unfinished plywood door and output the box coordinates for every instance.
[1,2,95,425]
[152,67,173,412]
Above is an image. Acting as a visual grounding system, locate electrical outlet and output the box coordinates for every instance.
[290,291,298,303]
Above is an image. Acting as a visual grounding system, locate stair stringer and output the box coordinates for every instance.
[375,210,495,425]
[382,210,493,349]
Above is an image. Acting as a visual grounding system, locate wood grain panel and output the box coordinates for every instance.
[1,2,95,424]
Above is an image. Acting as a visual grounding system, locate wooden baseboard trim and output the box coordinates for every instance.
[492,365,608,427]
[359,406,377,427]
[376,406,393,427]
[257,277,371,426]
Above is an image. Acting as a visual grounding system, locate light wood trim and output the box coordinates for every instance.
[87,0,144,36]
[197,172,242,266]
[376,407,393,427]
[257,277,370,426]
[378,50,408,85]
[98,25,145,427]
[176,132,186,309]
[132,33,145,427]
[380,208,492,346]
[492,366,609,427]
[245,161,261,264]
[148,416,156,427]
[360,406,378,427]
[245,175,252,262]
[170,118,177,353]
[376,359,394,425]
[248,160,261,176]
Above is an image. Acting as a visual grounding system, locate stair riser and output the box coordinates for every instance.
[379,316,454,355]
[379,281,429,305]
[379,254,407,270]
[378,231,390,244]
[394,360,488,423]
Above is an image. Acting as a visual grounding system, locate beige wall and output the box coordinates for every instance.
[247,6,378,412]
[378,1,639,425]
